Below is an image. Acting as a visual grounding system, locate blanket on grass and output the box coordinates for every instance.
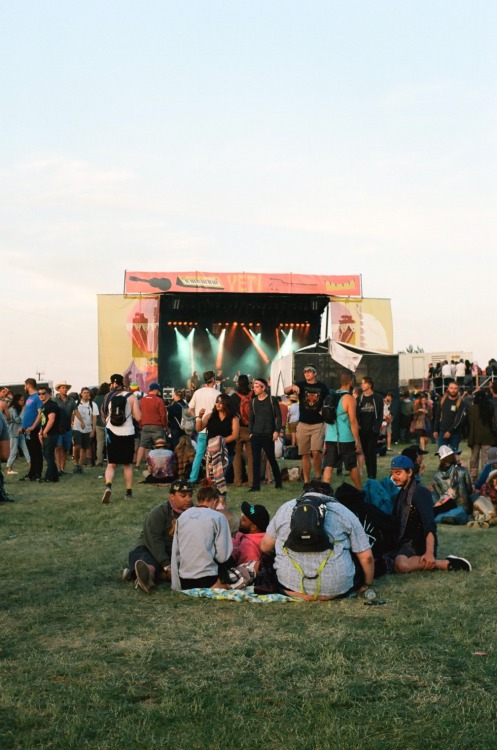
[180,586,301,603]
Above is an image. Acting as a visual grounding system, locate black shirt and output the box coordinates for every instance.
[295,380,329,424]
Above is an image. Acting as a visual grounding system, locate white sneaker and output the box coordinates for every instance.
[7,469,18,475]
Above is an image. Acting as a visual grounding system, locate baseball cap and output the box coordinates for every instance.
[241,501,270,532]
[304,364,317,373]
[390,455,414,471]
[110,373,124,386]
[170,480,194,494]
[148,382,161,391]
[436,445,461,459]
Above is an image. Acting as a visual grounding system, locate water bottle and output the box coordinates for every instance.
[363,588,376,602]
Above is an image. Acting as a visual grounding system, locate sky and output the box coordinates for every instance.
[2,1,496,392]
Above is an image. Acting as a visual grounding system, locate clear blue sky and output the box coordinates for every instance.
[2,1,496,389]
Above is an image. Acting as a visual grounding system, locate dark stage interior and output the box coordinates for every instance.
[158,292,330,388]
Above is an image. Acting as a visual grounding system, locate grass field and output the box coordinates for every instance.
[1,444,496,750]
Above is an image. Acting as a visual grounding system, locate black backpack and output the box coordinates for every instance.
[104,391,132,427]
[284,495,333,553]
[322,391,343,425]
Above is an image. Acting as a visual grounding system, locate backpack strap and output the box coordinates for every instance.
[282,547,334,600]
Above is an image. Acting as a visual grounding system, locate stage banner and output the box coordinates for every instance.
[124,271,362,297]
[329,298,393,354]
[97,295,160,390]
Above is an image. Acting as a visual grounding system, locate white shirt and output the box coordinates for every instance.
[72,401,98,433]
[188,386,219,434]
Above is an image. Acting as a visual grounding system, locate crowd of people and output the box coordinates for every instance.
[3,361,496,600]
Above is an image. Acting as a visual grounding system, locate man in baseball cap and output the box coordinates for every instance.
[388,455,471,574]
[232,502,271,566]
[123,479,194,593]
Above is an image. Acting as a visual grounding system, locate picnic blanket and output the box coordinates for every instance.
[179,586,302,603]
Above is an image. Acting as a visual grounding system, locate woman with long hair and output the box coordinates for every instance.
[6,394,31,474]
[196,393,239,498]
[468,389,494,482]
[174,434,196,480]
[410,392,432,452]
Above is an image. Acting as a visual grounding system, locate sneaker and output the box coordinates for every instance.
[7,469,18,475]
[124,491,133,500]
[446,555,472,572]
[121,567,133,582]
[134,560,154,593]
[73,465,83,474]
[247,487,260,493]
[102,487,112,504]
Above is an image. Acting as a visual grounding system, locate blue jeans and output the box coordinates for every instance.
[437,433,461,452]
[189,432,207,482]
[435,506,469,525]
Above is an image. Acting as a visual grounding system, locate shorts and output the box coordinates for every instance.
[140,425,165,449]
[179,574,219,590]
[393,540,423,559]
[57,429,73,451]
[324,441,358,471]
[296,422,325,455]
[72,431,91,449]
[106,431,135,465]
[287,421,298,435]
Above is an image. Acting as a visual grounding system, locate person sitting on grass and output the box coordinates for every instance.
[142,437,175,484]
[431,445,473,525]
[123,479,194,593]
[388,455,471,574]
[171,485,233,591]
[232,501,270,566]
[259,479,375,601]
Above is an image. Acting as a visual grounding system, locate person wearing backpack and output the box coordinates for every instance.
[259,479,374,600]
[230,374,254,488]
[322,372,362,489]
[101,373,141,504]
[432,381,467,453]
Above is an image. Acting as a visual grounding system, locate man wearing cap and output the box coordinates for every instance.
[187,370,219,484]
[232,502,270,565]
[171,485,233,591]
[388,454,471,573]
[134,383,168,470]
[101,374,141,503]
[432,445,472,524]
[248,377,283,492]
[123,479,195,593]
[433,382,467,452]
[284,365,329,485]
[54,381,83,475]
[143,437,175,484]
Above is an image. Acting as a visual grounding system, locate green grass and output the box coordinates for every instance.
[1,445,497,750]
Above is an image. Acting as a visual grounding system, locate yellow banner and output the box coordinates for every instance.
[329,298,393,353]
[97,295,160,389]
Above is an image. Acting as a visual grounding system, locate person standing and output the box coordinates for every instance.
[92,382,110,467]
[357,377,384,479]
[135,383,168,469]
[167,389,189,450]
[322,372,362,489]
[101,373,141,503]
[433,381,467,453]
[20,378,43,482]
[72,387,98,473]
[284,364,329,485]
[54,381,82,475]
[230,374,254,488]
[5,394,31,474]
[187,370,219,483]
[38,387,61,483]
[248,378,282,493]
